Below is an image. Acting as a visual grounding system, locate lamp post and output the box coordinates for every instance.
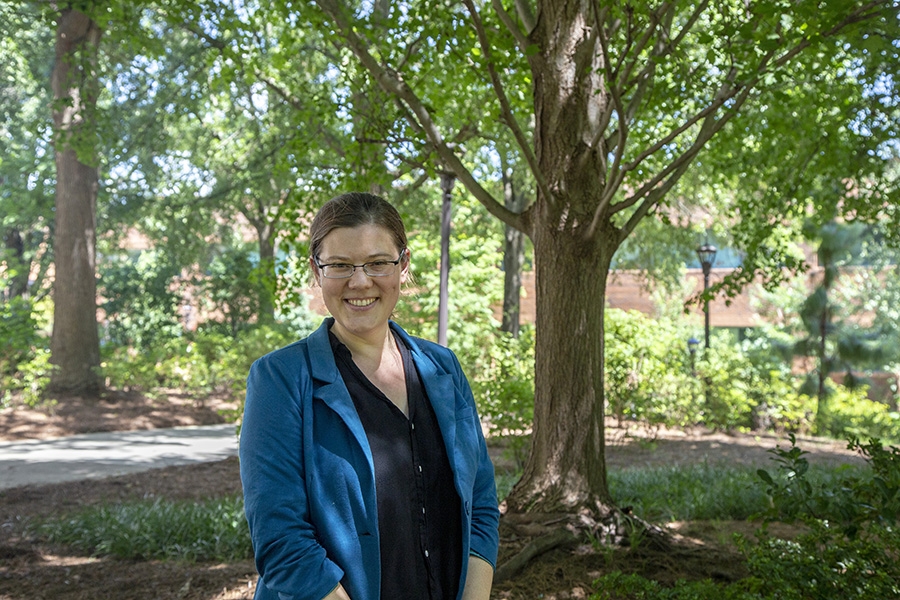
[687,337,699,377]
[437,172,455,346]
[696,243,716,416]
[696,243,717,349]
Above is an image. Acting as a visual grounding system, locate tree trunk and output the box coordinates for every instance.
[48,8,102,396]
[3,228,28,299]
[503,0,618,519]
[506,224,614,516]
[500,170,527,338]
[257,223,276,324]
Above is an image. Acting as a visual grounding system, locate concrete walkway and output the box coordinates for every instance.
[0,424,239,491]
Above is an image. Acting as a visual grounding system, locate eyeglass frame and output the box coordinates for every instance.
[314,249,408,279]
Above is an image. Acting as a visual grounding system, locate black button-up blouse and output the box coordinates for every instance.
[330,329,463,600]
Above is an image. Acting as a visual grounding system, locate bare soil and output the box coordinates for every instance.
[0,394,865,600]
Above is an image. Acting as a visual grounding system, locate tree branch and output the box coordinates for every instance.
[491,0,530,54]
[463,0,550,208]
[513,0,535,32]
[314,0,527,233]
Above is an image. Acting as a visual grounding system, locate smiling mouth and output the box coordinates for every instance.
[346,298,377,307]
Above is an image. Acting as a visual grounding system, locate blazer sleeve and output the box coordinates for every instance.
[453,353,501,568]
[240,349,344,600]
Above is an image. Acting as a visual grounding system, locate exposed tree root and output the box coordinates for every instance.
[494,508,672,583]
[494,528,578,583]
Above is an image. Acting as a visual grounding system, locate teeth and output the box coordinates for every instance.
[347,298,376,307]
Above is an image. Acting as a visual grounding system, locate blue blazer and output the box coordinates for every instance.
[240,320,500,600]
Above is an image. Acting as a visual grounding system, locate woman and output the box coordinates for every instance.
[240,192,500,600]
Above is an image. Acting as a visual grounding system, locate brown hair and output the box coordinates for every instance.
[309,192,408,260]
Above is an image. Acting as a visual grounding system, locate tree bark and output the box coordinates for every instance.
[506,224,615,515]
[502,0,618,517]
[256,222,277,324]
[48,7,102,396]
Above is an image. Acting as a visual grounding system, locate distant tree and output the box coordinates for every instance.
[0,3,55,301]
[795,220,889,422]
[48,5,103,395]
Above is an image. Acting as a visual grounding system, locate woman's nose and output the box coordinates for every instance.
[347,266,373,287]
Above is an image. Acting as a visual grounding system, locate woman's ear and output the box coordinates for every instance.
[399,248,411,283]
[309,257,321,287]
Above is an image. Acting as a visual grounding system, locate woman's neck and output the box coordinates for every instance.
[331,322,395,365]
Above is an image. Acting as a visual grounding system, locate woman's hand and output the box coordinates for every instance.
[322,583,352,600]
[461,555,494,600]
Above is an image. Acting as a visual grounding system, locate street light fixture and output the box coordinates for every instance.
[687,337,699,376]
[696,243,717,349]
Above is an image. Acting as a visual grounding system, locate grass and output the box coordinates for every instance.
[35,463,862,563]
[36,495,251,562]
[609,461,864,522]
[609,463,766,522]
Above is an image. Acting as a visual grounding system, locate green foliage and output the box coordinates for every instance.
[470,326,535,439]
[102,322,300,401]
[750,436,900,599]
[604,309,699,428]
[99,250,184,348]
[792,221,890,415]
[817,387,900,443]
[609,463,767,522]
[0,297,39,375]
[589,437,900,600]
[590,572,760,600]
[36,495,252,562]
[198,244,270,336]
[0,297,50,408]
[740,526,900,600]
[756,435,900,537]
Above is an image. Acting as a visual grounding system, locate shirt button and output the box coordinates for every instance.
[425,550,429,558]
[411,423,415,430]
[422,507,426,514]
[418,465,422,472]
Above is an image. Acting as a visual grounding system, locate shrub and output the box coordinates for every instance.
[747,435,900,598]
[816,385,900,443]
[101,322,300,402]
[0,296,39,374]
[604,309,699,428]
[0,297,50,407]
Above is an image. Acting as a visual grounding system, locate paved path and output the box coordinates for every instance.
[0,424,239,490]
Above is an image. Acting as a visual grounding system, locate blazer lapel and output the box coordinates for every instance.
[306,321,373,464]
[395,324,459,472]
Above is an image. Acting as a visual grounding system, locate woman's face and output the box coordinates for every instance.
[311,223,408,343]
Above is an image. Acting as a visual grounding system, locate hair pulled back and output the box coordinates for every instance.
[309,192,408,260]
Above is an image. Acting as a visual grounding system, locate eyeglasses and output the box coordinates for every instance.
[315,250,406,279]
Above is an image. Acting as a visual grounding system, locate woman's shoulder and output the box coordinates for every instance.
[391,323,459,366]
[251,321,329,370]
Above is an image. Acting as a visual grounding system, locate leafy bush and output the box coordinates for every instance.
[0,296,39,375]
[756,435,899,537]
[0,297,50,407]
[471,326,535,437]
[99,250,184,348]
[101,322,300,401]
[36,496,251,562]
[747,435,900,598]
[816,385,900,443]
[739,524,900,600]
[604,308,699,428]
